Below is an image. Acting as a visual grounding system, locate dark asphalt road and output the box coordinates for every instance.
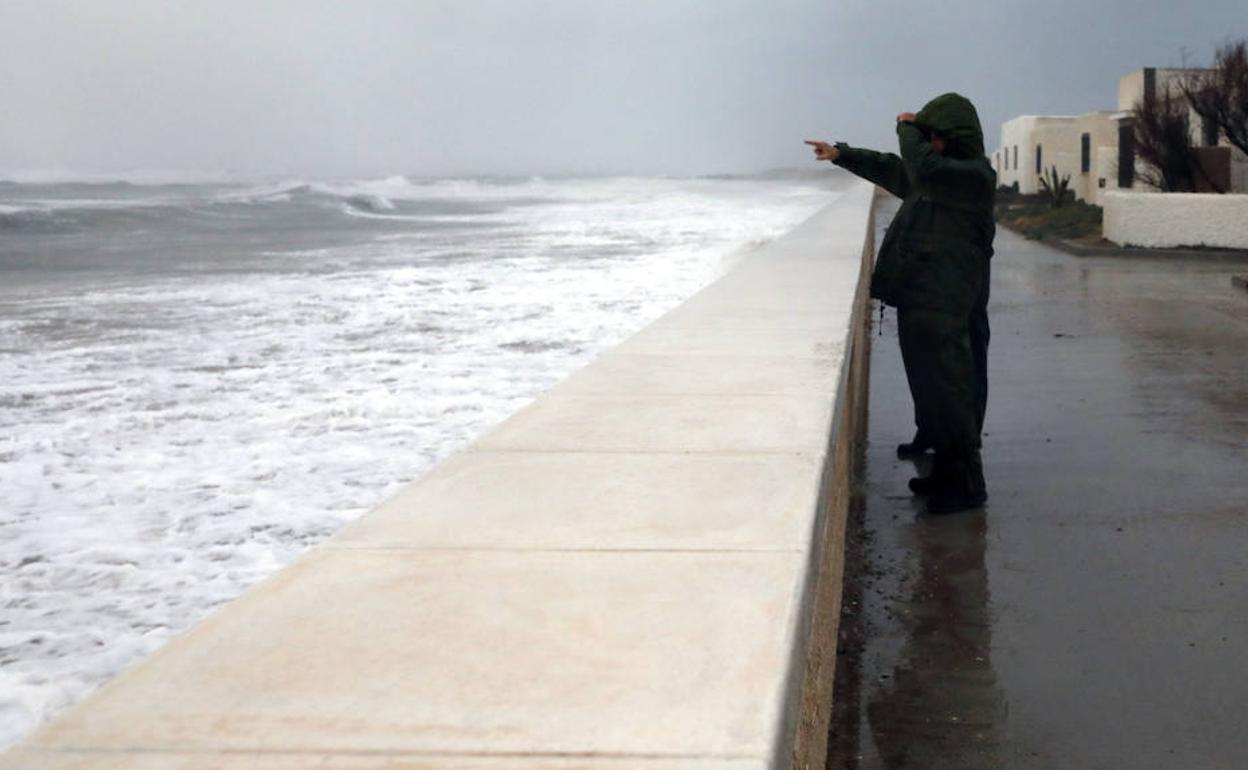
[829,210,1248,770]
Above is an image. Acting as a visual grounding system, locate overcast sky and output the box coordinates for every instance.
[1,0,1244,179]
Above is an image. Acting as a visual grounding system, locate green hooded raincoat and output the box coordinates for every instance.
[831,93,995,497]
[833,92,996,314]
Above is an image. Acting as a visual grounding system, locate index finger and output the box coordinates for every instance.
[803,140,825,146]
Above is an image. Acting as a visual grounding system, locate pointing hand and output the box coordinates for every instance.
[804,140,839,162]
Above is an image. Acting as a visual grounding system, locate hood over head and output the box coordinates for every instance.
[915,92,985,160]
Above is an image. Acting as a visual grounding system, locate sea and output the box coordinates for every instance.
[0,171,841,747]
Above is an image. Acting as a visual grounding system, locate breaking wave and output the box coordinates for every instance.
[0,176,510,232]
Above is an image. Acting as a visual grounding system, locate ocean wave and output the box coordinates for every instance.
[0,196,182,216]
[0,179,561,237]
[336,204,419,221]
[211,181,312,204]
[0,175,702,231]
[0,177,526,231]
[341,193,396,213]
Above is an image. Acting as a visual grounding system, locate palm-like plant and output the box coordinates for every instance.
[1038,165,1071,208]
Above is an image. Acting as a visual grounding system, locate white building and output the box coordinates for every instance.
[993,112,1123,204]
[992,67,1248,204]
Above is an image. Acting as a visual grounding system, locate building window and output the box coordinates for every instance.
[1081,133,1091,173]
[1118,122,1135,189]
[1036,145,1043,174]
[995,152,1001,171]
[1013,145,1018,170]
[1203,116,1219,147]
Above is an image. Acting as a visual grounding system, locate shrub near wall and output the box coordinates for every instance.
[995,188,1103,242]
[1103,191,1248,249]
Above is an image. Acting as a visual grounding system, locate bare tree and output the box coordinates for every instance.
[1181,40,1248,157]
[1131,86,1208,192]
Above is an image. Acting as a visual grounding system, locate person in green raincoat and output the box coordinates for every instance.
[806,92,995,514]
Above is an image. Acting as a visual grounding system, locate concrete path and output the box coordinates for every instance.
[829,216,1248,769]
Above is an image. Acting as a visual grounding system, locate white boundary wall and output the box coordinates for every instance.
[1103,191,1248,249]
[2,180,878,770]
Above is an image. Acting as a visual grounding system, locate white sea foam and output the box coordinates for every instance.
[0,197,168,214]
[0,174,841,748]
[211,181,309,204]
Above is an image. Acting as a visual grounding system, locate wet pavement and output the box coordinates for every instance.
[828,209,1248,770]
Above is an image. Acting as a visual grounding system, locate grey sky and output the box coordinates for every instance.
[1,0,1244,179]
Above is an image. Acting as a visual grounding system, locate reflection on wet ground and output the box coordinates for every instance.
[828,212,1248,769]
[828,310,1008,770]
[864,512,1005,767]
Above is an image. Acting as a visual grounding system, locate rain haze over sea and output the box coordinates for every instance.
[0,171,845,746]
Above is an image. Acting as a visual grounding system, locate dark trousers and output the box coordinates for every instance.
[897,308,980,459]
[900,258,991,444]
[896,257,990,496]
[970,258,991,436]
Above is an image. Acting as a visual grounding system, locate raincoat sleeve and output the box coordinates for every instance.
[832,143,911,199]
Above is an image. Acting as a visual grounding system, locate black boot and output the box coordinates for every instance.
[908,474,941,496]
[925,453,987,515]
[910,450,954,496]
[896,433,933,457]
[909,449,960,497]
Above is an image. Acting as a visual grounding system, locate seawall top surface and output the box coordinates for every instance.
[2,179,876,770]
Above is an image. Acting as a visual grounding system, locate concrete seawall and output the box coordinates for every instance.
[1,179,877,770]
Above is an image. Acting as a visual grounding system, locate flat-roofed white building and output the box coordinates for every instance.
[991,67,1248,203]
[995,116,1073,195]
[993,112,1125,204]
